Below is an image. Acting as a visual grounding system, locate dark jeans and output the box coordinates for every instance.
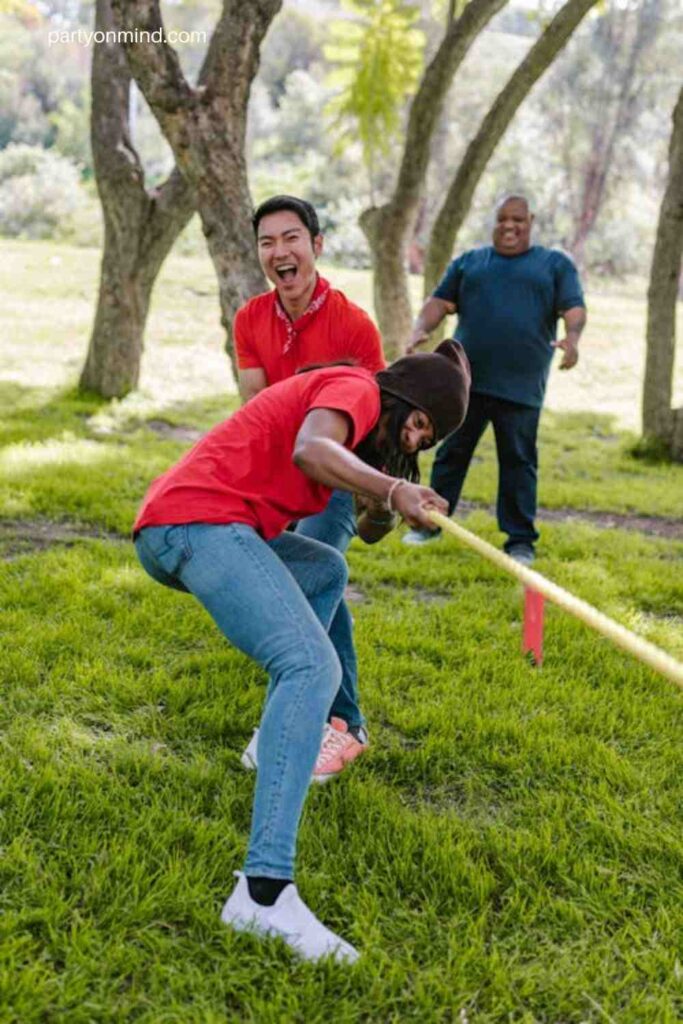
[430,392,541,551]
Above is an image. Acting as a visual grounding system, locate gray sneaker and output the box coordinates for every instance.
[507,544,535,566]
[402,527,442,546]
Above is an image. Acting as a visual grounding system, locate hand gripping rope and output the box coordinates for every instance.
[426,511,683,691]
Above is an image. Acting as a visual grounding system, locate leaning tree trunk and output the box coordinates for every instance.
[80,0,194,398]
[111,0,281,370]
[424,0,600,300]
[642,85,683,460]
[359,0,507,357]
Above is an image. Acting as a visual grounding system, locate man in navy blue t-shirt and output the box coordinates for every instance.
[403,194,587,563]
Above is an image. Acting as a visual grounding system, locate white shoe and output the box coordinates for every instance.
[221,872,359,964]
[402,527,441,546]
[240,728,259,770]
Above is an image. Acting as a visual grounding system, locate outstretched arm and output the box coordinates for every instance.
[293,409,447,533]
[405,297,456,354]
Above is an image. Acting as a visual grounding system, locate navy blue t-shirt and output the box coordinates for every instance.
[433,245,585,408]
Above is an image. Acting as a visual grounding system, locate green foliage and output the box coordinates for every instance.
[49,92,91,173]
[0,144,84,238]
[324,0,424,191]
[259,7,324,103]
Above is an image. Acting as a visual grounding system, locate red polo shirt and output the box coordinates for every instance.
[234,277,385,383]
[133,366,381,541]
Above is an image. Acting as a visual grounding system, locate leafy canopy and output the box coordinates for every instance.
[325,0,424,190]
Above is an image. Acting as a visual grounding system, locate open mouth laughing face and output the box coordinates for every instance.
[492,198,533,256]
[257,210,323,305]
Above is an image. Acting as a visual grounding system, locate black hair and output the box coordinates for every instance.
[355,391,421,484]
[252,195,321,243]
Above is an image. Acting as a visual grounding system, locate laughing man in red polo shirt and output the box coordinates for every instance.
[234,195,385,782]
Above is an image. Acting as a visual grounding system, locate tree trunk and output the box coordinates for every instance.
[642,85,683,460]
[359,0,507,356]
[424,0,600,299]
[569,0,661,266]
[111,0,282,369]
[80,0,194,398]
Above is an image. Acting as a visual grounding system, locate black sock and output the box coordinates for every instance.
[246,875,292,907]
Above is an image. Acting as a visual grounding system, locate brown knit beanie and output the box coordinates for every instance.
[376,341,471,440]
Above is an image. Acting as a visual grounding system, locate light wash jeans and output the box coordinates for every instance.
[295,489,363,728]
[135,522,347,878]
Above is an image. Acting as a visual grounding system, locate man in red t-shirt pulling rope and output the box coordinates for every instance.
[133,343,470,963]
[234,195,386,782]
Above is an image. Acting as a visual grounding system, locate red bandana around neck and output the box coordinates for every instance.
[274,276,331,355]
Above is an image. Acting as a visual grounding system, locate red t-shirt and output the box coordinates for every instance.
[133,366,381,541]
[234,277,386,383]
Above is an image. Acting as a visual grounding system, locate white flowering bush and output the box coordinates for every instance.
[0,144,84,239]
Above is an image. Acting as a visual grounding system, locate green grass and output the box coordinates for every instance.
[1,239,683,1021]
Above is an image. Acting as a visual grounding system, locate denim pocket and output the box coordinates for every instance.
[138,525,188,578]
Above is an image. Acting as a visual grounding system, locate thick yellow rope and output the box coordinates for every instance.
[427,511,683,691]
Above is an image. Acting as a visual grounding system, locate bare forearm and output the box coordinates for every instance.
[562,306,586,341]
[237,367,268,404]
[355,494,396,544]
[415,298,450,335]
[293,438,395,503]
[407,297,456,352]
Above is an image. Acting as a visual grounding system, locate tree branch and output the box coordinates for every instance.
[425,0,600,294]
[393,0,508,209]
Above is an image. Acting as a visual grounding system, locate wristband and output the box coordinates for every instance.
[386,478,406,513]
[366,513,396,527]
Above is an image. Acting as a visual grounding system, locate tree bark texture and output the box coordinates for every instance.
[569,0,662,266]
[424,0,600,299]
[111,0,281,369]
[359,0,507,356]
[80,0,195,398]
[642,85,683,459]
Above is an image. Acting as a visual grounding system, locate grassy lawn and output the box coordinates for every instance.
[1,239,683,1022]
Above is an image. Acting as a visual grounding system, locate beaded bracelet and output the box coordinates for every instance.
[386,478,406,513]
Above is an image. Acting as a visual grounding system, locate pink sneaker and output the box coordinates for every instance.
[312,718,368,784]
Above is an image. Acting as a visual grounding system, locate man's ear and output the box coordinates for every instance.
[313,233,324,258]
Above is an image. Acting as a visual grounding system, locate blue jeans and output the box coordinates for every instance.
[431,392,541,551]
[295,489,364,729]
[135,523,347,879]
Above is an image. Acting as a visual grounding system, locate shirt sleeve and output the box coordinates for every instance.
[307,375,381,449]
[552,252,585,312]
[346,311,386,372]
[234,306,262,370]
[433,255,464,304]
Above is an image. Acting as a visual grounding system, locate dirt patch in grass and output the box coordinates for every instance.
[409,588,451,604]
[4,498,680,565]
[0,518,125,560]
[459,500,683,541]
[143,420,203,442]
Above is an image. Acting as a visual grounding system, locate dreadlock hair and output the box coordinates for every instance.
[354,391,421,484]
[294,364,421,483]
